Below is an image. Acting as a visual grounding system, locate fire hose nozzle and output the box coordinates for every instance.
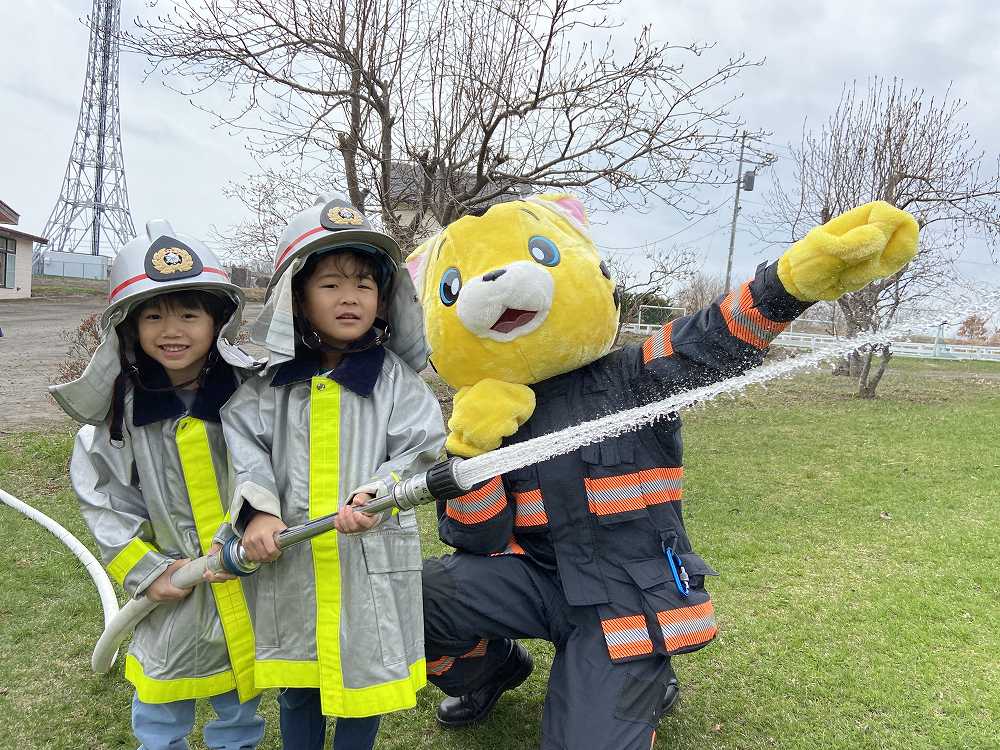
[219,456,469,573]
[383,456,468,512]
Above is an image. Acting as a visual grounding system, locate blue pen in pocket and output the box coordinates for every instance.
[663,546,690,597]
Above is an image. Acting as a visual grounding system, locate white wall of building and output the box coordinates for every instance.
[0,235,33,300]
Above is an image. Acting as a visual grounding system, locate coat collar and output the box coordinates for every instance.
[270,332,386,397]
[131,348,238,426]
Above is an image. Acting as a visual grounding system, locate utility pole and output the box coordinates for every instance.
[724,131,748,294]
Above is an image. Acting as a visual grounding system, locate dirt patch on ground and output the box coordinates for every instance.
[0,296,267,433]
[1,297,104,433]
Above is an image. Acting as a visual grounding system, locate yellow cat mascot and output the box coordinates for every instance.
[409,194,917,749]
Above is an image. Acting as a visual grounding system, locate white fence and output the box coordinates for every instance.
[621,324,1000,362]
[772,332,1000,362]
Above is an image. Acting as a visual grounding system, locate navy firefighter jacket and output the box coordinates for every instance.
[437,260,811,664]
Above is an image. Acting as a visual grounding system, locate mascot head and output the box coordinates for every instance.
[407,194,619,388]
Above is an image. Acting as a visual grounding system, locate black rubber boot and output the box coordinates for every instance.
[436,640,534,727]
[661,674,681,714]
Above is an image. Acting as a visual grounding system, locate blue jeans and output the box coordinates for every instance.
[131,690,264,750]
[278,688,381,750]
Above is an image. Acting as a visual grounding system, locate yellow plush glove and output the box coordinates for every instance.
[778,201,919,302]
[446,379,537,458]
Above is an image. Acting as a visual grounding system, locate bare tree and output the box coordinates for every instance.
[129,0,759,261]
[957,314,990,343]
[673,269,725,314]
[757,77,1000,398]
[605,246,695,343]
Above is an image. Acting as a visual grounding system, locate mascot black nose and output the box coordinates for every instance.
[482,268,507,282]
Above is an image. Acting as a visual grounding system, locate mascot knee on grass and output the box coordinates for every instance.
[407,194,918,749]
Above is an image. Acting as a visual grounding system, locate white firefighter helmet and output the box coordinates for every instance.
[49,219,257,425]
[105,218,243,328]
[252,194,430,372]
[268,194,401,299]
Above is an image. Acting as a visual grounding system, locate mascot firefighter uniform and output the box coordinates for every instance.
[408,196,919,749]
[49,223,263,742]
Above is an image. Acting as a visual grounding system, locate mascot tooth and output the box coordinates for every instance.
[410,193,918,749]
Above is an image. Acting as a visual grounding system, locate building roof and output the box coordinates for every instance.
[0,199,20,225]
[0,225,48,244]
[386,161,526,210]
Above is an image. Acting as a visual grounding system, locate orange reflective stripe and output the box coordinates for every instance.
[656,601,718,653]
[489,536,526,557]
[721,282,787,349]
[642,321,674,363]
[513,489,548,527]
[461,640,488,659]
[446,477,507,525]
[601,614,654,661]
[585,467,683,516]
[427,655,456,676]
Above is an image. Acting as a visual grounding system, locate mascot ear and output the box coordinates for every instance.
[529,193,591,238]
[405,240,434,300]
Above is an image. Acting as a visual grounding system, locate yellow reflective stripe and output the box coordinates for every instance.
[175,416,257,702]
[254,659,320,689]
[107,537,157,585]
[337,659,426,718]
[309,377,345,715]
[125,654,238,703]
[253,659,426,718]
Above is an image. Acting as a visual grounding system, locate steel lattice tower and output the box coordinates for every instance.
[36,0,135,268]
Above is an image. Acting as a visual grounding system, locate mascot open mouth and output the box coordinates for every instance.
[491,308,537,334]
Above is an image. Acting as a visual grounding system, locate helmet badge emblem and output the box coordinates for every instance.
[328,207,364,226]
[151,247,195,274]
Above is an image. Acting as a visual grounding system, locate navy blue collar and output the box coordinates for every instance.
[270,334,385,397]
[131,348,238,426]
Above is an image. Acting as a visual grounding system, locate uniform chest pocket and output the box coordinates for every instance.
[581,433,636,469]
[360,530,424,667]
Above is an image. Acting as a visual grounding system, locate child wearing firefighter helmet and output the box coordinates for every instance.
[49,221,264,749]
[221,195,445,750]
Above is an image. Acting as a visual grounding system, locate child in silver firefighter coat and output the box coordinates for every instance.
[50,221,264,750]
[220,195,445,750]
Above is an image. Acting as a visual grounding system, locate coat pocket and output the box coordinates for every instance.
[623,554,718,656]
[360,530,424,668]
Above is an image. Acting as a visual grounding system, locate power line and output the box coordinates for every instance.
[600,223,730,256]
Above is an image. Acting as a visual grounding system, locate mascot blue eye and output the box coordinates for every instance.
[439,267,462,306]
[528,236,560,267]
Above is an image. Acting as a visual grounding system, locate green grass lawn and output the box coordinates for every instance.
[1,359,998,749]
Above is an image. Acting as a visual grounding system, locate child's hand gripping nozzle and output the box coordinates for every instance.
[91,458,469,674]
[777,201,919,302]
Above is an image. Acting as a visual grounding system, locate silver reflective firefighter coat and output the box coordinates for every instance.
[221,345,445,718]
[70,368,257,705]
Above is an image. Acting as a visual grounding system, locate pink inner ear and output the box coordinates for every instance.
[406,255,426,289]
[552,196,588,227]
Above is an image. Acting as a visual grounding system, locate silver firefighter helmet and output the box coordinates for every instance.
[253,195,430,372]
[106,218,243,329]
[49,219,257,425]
[269,194,401,298]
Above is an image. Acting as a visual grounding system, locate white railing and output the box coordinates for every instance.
[772,332,1000,362]
[622,325,1000,362]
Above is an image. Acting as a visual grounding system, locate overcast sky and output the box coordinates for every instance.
[2,0,999,288]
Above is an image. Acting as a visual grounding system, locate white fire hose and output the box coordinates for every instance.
[90,458,469,673]
[0,487,121,666]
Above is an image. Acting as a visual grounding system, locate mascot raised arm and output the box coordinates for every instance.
[408,195,917,750]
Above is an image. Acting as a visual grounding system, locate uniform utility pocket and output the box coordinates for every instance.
[622,554,718,656]
[361,530,424,667]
